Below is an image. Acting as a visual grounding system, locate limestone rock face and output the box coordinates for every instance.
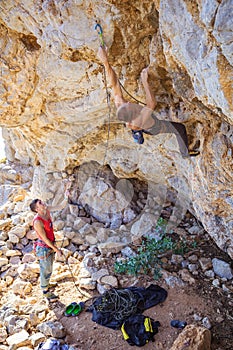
[0,1,232,258]
[169,324,211,350]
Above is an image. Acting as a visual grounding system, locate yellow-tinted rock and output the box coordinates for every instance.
[170,324,211,350]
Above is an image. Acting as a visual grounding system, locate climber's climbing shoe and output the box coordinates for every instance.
[170,320,187,329]
[188,150,200,157]
[71,302,85,316]
[64,302,77,317]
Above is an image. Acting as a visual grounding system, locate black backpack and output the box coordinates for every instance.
[121,314,160,347]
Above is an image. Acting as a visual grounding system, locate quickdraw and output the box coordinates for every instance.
[95,22,105,47]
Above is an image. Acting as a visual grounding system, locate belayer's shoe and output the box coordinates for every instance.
[47,281,57,289]
[64,302,77,317]
[43,291,59,302]
[71,302,85,316]
[170,319,187,329]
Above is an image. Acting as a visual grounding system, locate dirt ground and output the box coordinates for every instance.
[42,240,233,350]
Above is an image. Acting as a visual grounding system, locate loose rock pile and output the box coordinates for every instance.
[0,161,232,349]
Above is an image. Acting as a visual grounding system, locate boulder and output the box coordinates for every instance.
[169,324,211,350]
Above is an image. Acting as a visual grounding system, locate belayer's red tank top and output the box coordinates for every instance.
[33,212,55,243]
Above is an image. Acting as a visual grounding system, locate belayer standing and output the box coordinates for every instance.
[30,198,67,301]
[97,46,199,157]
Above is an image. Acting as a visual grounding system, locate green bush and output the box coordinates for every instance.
[114,218,197,280]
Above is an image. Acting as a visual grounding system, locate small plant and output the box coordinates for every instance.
[114,235,175,280]
[155,217,167,229]
[174,238,198,255]
[114,218,197,280]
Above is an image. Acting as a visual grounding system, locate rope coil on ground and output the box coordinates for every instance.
[91,288,140,321]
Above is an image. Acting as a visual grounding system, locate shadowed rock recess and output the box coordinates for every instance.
[0,0,232,266]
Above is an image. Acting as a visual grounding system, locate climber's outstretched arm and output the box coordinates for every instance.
[97,46,127,108]
[140,67,156,110]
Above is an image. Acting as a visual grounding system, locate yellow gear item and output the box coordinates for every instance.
[144,317,153,333]
[121,316,154,342]
[121,323,130,340]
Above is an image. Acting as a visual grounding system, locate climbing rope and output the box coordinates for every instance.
[119,81,146,106]
[99,56,111,167]
[56,22,149,299]
[91,288,140,321]
[58,230,89,298]
[95,21,112,170]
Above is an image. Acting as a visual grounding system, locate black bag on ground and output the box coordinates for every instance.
[121,314,160,347]
[127,284,168,311]
[87,284,167,329]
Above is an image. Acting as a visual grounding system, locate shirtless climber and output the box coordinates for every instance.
[97,46,199,158]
